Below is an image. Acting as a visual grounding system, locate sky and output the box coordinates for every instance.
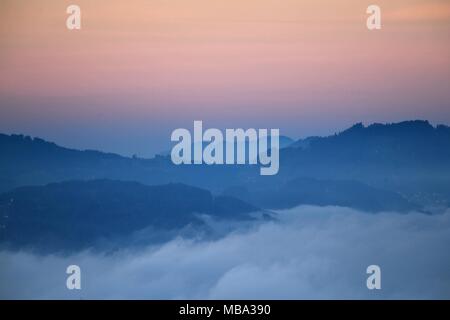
[1,0,450,157]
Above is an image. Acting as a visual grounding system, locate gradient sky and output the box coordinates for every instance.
[1,0,449,156]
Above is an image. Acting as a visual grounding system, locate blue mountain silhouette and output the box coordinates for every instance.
[1,120,449,213]
[0,180,260,252]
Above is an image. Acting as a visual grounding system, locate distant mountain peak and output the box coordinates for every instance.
[336,119,438,138]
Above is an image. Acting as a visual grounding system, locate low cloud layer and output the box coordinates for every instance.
[1,206,450,299]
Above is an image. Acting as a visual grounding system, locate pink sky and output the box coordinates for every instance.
[1,0,449,156]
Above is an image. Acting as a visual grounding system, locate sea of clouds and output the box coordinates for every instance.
[1,205,450,299]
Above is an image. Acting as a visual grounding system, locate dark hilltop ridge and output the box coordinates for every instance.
[0,179,261,252]
[0,119,449,252]
[2,119,449,206]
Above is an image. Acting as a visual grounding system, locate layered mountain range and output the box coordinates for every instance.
[1,120,449,251]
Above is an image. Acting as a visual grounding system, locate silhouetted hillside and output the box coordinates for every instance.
[0,180,259,252]
[1,120,449,209]
[280,120,450,207]
[224,177,419,212]
[0,133,175,193]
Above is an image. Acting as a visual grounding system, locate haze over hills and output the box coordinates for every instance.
[0,180,261,252]
[1,119,450,253]
[1,120,449,212]
[223,177,419,213]
[279,120,450,207]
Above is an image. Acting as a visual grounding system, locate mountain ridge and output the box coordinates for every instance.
[0,179,261,252]
[1,119,449,210]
